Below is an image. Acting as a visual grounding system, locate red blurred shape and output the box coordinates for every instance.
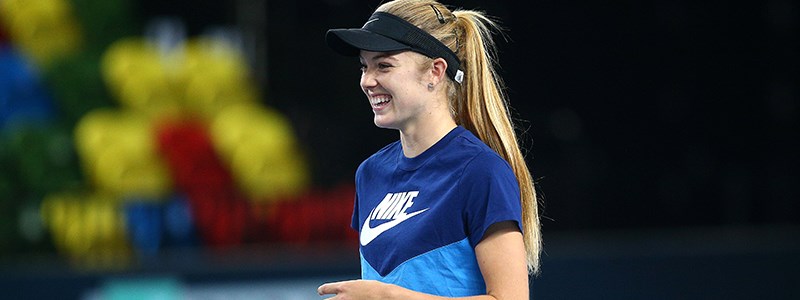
[267,184,358,246]
[155,118,234,193]
[0,22,7,45]
[187,187,249,248]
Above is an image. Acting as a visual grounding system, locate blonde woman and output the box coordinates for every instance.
[319,1,541,299]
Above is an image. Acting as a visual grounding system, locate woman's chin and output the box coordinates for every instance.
[373,116,397,129]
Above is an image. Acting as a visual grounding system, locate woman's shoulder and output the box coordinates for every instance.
[462,147,512,176]
[453,138,517,190]
[443,130,510,170]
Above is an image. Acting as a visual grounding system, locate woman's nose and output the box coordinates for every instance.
[360,71,377,90]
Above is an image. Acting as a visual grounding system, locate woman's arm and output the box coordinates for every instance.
[472,221,530,299]
[317,221,529,300]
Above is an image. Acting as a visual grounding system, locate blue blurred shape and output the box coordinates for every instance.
[124,200,163,257]
[0,45,54,129]
[163,194,198,247]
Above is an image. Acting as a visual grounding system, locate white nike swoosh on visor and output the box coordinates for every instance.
[360,208,428,246]
[362,18,379,28]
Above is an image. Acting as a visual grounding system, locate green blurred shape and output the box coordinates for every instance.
[0,136,17,201]
[0,133,24,207]
[0,200,20,256]
[4,123,84,197]
[0,130,20,256]
[69,0,139,54]
[44,52,115,127]
[0,161,21,256]
[0,174,12,203]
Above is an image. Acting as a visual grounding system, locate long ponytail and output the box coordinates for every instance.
[379,0,542,274]
[453,10,541,274]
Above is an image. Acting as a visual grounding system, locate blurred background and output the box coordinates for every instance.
[0,0,797,299]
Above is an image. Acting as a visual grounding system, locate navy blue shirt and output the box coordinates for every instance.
[353,126,522,296]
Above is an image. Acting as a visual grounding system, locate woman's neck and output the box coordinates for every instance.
[399,117,457,158]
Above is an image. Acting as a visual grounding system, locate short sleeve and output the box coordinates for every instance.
[352,160,367,231]
[351,192,360,231]
[461,152,523,248]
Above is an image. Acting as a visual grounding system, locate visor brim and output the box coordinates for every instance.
[326,28,412,56]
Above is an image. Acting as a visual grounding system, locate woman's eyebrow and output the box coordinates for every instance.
[372,53,398,61]
[359,53,400,63]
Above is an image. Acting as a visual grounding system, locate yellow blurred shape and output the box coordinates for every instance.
[101,38,182,117]
[74,108,173,198]
[40,192,130,267]
[177,37,258,118]
[231,142,309,201]
[0,0,82,67]
[210,103,309,201]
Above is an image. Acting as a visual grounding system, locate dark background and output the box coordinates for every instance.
[2,0,798,298]
[140,0,799,231]
[149,1,800,298]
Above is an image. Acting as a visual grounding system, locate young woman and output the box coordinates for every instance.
[319,1,541,299]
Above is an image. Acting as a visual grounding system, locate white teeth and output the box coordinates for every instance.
[371,97,391,105]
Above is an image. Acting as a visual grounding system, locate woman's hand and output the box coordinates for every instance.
[318,279,395,300]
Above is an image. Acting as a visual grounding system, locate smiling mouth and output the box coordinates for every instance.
[370,96,392,110]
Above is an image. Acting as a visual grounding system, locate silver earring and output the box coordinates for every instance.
[427,83,434,91]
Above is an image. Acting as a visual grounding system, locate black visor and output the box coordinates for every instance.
[326,12,464,84]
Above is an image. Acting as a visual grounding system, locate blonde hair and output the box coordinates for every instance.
[377,0,542,274]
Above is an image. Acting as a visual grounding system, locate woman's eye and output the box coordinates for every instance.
[378,63,392,69]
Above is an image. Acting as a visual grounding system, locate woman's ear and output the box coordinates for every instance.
[430,57,448,85]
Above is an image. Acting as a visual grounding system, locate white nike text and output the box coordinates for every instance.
[368,191,419,221]
[360,191,428,246]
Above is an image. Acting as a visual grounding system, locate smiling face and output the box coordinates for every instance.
[359,50,435,131]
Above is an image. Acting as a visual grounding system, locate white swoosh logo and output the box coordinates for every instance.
[362,18,379,28]
[360,208,428,246]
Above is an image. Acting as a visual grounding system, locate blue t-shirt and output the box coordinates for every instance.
[353,126,522,297]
